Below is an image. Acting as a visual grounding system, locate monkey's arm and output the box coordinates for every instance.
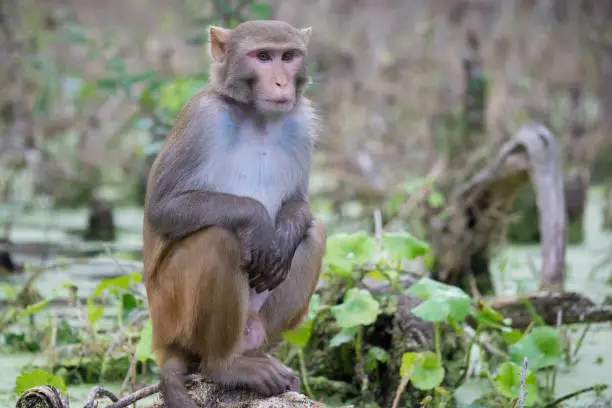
[275,192,312,260]
[250,187,312,291]
[145,99,275,244]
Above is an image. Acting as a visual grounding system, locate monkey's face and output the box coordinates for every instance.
[246,48,306,116]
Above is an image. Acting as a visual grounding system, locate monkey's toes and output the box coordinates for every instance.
[287,374,300,392]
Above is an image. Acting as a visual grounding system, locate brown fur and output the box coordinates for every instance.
[142,20,325,407]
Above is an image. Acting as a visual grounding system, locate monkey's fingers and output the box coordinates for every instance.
[254,264,286,293]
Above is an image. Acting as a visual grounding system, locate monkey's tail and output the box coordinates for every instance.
[159,356,199,408]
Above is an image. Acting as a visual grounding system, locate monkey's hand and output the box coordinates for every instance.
[240,219,282,292]
[249,239,292,293]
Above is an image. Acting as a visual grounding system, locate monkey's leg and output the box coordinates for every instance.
[260,219,327,339]
[147,227,297,401]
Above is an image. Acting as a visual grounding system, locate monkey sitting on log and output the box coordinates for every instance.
[142,20,327,408]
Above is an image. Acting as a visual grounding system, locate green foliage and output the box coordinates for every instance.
[509,327,564,371]
[283,294,321,347]
[15,369,67,395]
[494,362,539,406]
[324,232,378,277]
[136,319,155,363]
[331,288,381,328]
[407,277,472,323]
[400,351,445,390]
[381,232,429,262]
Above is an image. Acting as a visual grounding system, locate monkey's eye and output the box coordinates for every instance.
[256,50,272,61]
[282,50,296,62]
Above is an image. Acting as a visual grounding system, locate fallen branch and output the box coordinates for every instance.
[489,291,612,329]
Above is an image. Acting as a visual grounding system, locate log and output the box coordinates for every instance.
[489,291,612,329]
[14,383,320,408]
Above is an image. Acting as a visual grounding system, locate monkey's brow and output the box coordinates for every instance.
[248,46,303,54]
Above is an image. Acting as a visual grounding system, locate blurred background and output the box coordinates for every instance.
[2,0,612,407]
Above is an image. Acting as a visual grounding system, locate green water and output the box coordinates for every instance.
[1,188,611,407]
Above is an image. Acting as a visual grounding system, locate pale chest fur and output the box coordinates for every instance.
[199,110,312,220]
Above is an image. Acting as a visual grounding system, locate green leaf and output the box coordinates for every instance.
[365,346,390,370]
[330,288,381,328]
[283,295,320,347]
[509,326,563,371]
[494,362,539,406]
[329,326,358,348]
[15,369,67,395]
[323,232,378,278]
[473,302,507,329]
[86,303,104,327]
[407,278,472,323]
[121,293,139,321]
[502,329,524,346]
[329,326,360,348]
[283,322,313,348]
[17,298,51,320]
[136,319,155,362]
[381,232,429,262]
[403,351,445,390]
[400,352,417,377]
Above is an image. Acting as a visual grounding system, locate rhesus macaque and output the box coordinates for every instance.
[142,20,327,408]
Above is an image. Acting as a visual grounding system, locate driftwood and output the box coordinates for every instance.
[430,123,567,294]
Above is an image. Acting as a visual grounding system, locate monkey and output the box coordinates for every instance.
[142,20,327,408]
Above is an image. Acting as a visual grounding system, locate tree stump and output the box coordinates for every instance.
[430,124,567,295]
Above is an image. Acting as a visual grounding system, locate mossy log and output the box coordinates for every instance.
[430,124,567,295]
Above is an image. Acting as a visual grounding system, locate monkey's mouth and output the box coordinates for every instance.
[267,98,291,106]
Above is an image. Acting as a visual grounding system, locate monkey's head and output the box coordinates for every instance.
[208,20,312,117]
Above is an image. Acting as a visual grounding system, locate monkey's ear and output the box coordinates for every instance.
[208,26,231,62]
[300,27,312,45]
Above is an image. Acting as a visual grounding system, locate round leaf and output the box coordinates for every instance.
[15,369,67,395]
[330,288,381,328]
[323,232,378,277]
[509,326,563,371]
[381,232,429,262]
[411,351,445,390]
[494,362,539,406]
[329,327,358,348]
[407,278,472,323]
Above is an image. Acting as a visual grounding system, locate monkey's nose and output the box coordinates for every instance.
[275,79,287,88]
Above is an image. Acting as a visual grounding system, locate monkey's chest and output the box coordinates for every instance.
[206,143,302,219]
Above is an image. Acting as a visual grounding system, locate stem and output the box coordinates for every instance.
[571,323,590,360]
[434,323,441,360]
[456,326,481,387]
[391,375,411,408]
[355,326,369,394]
[433,323,442,408]
[543,384,608,407]
[298,348,314,399]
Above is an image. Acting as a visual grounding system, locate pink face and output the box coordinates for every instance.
[247,48,305,115]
